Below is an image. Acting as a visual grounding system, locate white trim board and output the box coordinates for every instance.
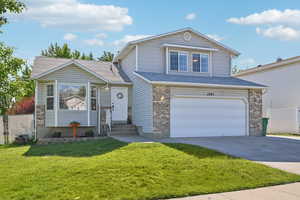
[162,43,219,52]
[133,72,266,89]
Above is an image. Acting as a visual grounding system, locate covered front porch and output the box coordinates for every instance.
[33,58,132,139]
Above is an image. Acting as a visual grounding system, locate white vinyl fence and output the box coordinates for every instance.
[0,114,34,144]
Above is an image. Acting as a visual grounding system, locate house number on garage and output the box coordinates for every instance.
[207,92,214,96]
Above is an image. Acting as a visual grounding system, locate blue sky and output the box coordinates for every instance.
[3,0,300,69]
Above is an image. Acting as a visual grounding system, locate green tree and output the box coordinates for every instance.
[98,51,114,62]
[231,65,241,75]
[72,50,81,59]
[88,52,93,60]
[0,43,27,144]
[0,0,25,28]
[41,43,94,60]
[20,65,34,97]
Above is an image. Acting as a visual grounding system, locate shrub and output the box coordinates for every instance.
[7,96,34,115]
[85,130,94,137]
[52,132,62,138]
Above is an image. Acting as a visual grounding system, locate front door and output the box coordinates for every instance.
[111,87,128,122]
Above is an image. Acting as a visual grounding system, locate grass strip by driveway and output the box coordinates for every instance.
[0,138,299,200]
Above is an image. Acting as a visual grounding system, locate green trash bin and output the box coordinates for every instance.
[262,118,269,136]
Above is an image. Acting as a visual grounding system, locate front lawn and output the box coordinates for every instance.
[0,138,299,200]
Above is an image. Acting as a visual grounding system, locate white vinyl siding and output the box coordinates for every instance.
[132,75,153,133]
[120,47,136,81]
[137,31,232,76]
[237,61,300,133]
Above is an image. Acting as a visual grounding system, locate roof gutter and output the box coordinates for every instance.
[133,72,266,89]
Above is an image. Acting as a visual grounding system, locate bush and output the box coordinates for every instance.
[7,96,34,115]
[14,134,30,145]
[85,130,94,137]
[52,132,62,138]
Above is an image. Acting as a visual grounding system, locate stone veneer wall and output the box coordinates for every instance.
[36,105,45,128]
[152,85,170,138]
[248,89,263,136]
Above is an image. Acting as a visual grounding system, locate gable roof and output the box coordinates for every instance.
[134,71,266,89]
[31,56,131,84]
[235,55,300,77]
[114,27,240,61]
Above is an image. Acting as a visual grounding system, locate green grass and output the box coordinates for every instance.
[268,133,300,137]
[0,138,299,200]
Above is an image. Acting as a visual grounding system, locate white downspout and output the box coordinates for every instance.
[34,80,38,140]
[166,47,169,74]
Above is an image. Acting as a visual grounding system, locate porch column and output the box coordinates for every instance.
[87,82,90,126]
[55,80,58,127]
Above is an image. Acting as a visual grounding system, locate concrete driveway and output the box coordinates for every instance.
[159,136,300,174]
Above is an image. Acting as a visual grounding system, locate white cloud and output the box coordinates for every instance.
[95,33,107,39]
[206,34,224,42]
[84,39,104,46]
[185,13,196,20]
[227,9,300,26]
[227,9,300,41]
[63,33,77,41]
[11,0,133,32]
[256,26,300,41]
[113,34,152,47]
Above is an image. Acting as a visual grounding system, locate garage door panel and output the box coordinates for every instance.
[170,97,247,137]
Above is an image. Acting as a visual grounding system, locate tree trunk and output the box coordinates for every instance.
[3,114,9,144]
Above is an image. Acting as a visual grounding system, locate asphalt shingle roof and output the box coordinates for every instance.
[135,71,266,88]
[32,56,131,83]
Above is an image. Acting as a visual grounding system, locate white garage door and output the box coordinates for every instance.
[170,97,247,137]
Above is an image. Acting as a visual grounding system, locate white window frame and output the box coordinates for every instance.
[46,84,54,111]
[58,82,88,111]
[90,85,97,111]
[192,52,210,73]
[169,50,189,72]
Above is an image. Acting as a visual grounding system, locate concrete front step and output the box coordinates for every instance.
[110,131,138,136]
[111,127,137,131]
[110,124,138,136]
[111,124,136,128]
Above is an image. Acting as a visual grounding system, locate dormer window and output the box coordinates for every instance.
[169,51,188,72]
[192,53,209,73]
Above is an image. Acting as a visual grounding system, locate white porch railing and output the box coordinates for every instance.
[105,108,112,135]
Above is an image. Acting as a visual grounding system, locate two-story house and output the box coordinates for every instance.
[31,27,265,139]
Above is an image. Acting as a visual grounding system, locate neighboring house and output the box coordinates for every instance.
[235,56,300,134]
[32,27,265,139]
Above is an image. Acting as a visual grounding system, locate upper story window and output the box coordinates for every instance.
[59,84,87,111]
[46,84,54,110]
[192,53,209,73]
[169,51,188,72]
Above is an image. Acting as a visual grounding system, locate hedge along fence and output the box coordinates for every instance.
[0,114,34,144]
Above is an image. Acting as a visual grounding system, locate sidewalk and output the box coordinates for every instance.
[172,182,300,200]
